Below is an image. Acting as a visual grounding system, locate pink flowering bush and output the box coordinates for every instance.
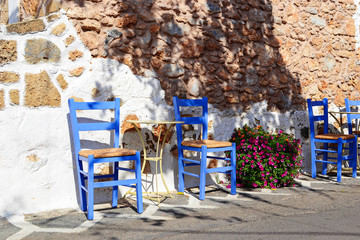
[227,125,303,189]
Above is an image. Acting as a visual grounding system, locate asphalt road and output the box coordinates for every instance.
[2,173,360,240]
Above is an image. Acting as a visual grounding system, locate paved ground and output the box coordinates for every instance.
[2,173,360,240]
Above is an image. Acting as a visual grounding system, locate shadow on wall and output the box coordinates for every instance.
[64,0,306,113]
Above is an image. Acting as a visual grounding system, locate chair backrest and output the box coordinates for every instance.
[173,97,208,143]
[68,98,121,155]
[345,98,360,134]
[307,98,329,139]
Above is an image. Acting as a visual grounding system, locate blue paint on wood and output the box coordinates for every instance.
[68,98,143,220]
[308,98,357,182]
[173,96,237,199]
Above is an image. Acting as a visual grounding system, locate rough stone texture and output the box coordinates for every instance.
[121,114,140,134]
[51,23,66,36]
[0,0,8,24]
[208,159,218,169]
[0,72,20,83]
[26,154,39,162]
[20,0,39,20]
[68,50,83,61]
[69,67,85,77]
[79,31,99,52]
[81,19,101,32]
[60,0,360,111]
[56,74,68,90]
[20,0,61,22]
[0,40,17,65]
[69,96,84,102]
[91,88,100,98]
[25,39,60,64]
[9,89,20,105]
[64,35,75,47]
[24,71,61,107]
[47,13,61,22]
[6,19,45,34]
[151,124,174,144]
[0,89,4,110]
[46,0,61,14]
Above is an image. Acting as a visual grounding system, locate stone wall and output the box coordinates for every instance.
[0,15,75,108]
[61,0,360,111]
[273,0,360,107]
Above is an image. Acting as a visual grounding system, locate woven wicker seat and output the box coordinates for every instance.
[182,140,232,148]
[79,148,136,158]
[315,133,355,140]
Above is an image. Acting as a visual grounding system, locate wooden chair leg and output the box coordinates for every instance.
[135,152,143,213]
[178,149,185,193]
[322,143,328,175]
[230,143,236,195]
[352,139,357,178]
[87,157,95,220]
[199,146,207,200]
[311,142,317,179]
[337,139,343,183]
[112,162,119,208]
[78,159,87,211]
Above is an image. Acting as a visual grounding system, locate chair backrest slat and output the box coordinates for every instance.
[175,98,208,107]
[68,98,120,155]
[309,100,326,107]
[173,97,208,143]
[345,98,360,134]
[307,98,329,139]
[70,101,117,110]
[77,122,117,131]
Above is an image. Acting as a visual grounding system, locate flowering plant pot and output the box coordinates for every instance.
[227,125,303,189]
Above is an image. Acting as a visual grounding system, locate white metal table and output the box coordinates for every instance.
[124,120,184,204]
[328,111,360,134]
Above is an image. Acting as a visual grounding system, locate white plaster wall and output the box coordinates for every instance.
[0,11,310,217]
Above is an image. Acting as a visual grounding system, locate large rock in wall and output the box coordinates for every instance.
[25,38,61,64]
[24,71,61,107]
[0,40,17,64]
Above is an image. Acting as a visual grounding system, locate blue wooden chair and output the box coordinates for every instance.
[345,98,360,157]
[173,97,236,200]
[307,98,357,182]
[68,98,143,220]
